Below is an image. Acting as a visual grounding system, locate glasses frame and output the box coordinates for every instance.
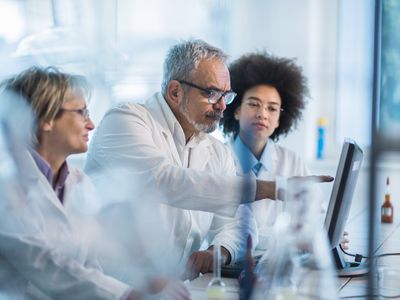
[59,107,90,120]
[178,80,236,105]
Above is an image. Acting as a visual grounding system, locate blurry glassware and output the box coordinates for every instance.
[275,176,288,202]
[275,175,288,217]
[0,90,34,206]
[238,235,257,300]
[378,267,400,299]
[253,178,339,300]
[207,242,226,300]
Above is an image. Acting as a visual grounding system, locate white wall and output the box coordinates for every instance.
[227,0,340,162]
[5,0,398,184]
[225,1,400,219]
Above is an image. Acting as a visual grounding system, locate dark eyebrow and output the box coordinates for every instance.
[246,96,280,106]
[246,96,262,101]
[206,85,231,93]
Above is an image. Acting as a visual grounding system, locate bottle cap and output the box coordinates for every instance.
[318,117,328,126]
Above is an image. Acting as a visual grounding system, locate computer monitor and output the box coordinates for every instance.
[324,138,368,277]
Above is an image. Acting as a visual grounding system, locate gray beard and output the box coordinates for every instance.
[178,96,223,133]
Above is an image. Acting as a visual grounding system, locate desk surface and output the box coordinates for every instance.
[186,274,239,300]
[187,193,400,299]
[337,212,400,298]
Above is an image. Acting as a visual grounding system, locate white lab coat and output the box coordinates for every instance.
[228,138,310,251]
[0,149,130,299]
[84,92,257,283]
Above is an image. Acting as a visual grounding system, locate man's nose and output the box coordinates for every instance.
[213,96,226,111]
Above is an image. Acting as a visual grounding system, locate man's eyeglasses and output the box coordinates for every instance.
[59,108,90,120]
[179,80,237,105]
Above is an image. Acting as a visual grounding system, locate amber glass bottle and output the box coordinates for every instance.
[381,177,393,223]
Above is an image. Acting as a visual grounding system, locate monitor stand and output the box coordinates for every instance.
[332,247,369,277]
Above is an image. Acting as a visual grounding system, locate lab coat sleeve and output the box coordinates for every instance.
[291,151,326,220]
[0,182,130,300]
[205,152,258,262]
[292,152,311,176]
[0,217,130,300]
[207,205,258,263]
[85,105,256,217]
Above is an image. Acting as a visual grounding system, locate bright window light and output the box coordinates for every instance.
[0,1,25,43]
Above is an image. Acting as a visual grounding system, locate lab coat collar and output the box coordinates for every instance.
[259,138,274,172]
[23,150,72,222]
[263,139,282,174]
[30,150,69,203]
[30,150,53,183]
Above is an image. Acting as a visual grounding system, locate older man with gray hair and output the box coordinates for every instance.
[85,39,331,281]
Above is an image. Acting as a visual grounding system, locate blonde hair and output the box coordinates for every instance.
[1,66,90,144]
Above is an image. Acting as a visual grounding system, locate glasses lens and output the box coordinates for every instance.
[83,109,90,119]
[208,90,222,104]
[208,90,237,105]
[224,92,236,105]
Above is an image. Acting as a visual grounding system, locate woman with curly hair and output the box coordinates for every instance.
[222,52,308,149]
[221,52,350,251]
[221,52,313,250]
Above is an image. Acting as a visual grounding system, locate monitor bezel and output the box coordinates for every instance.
[323,138,367,276]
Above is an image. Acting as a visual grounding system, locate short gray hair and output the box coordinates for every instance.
[161,39,228,96]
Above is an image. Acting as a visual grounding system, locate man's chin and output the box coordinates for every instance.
[202,121,219,133]
[193,123,217,134]
[204,126,217,133]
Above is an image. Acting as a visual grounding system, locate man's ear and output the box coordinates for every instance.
[166,80,183,106]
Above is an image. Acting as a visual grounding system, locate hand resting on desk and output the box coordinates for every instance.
[182,246,231,281]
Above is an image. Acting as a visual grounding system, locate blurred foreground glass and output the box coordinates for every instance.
[275,176,287,210]
[253,178,339,299]
[207,242,225,300]
[378,267,400,299]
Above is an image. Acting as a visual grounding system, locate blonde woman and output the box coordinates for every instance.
[0,66,190,300]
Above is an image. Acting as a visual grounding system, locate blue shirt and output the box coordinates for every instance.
[232,136,273,176]
[31,150,69,203]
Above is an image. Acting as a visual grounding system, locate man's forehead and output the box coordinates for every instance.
[193,58,230,89]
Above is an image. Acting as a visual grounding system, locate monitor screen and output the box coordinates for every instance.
[323,138,367,277]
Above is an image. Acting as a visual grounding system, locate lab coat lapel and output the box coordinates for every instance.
[186,141,211,170]
[147,94,186,166]
[161,127,183,166]
[266,141,279,176]
[23,151,72,226]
